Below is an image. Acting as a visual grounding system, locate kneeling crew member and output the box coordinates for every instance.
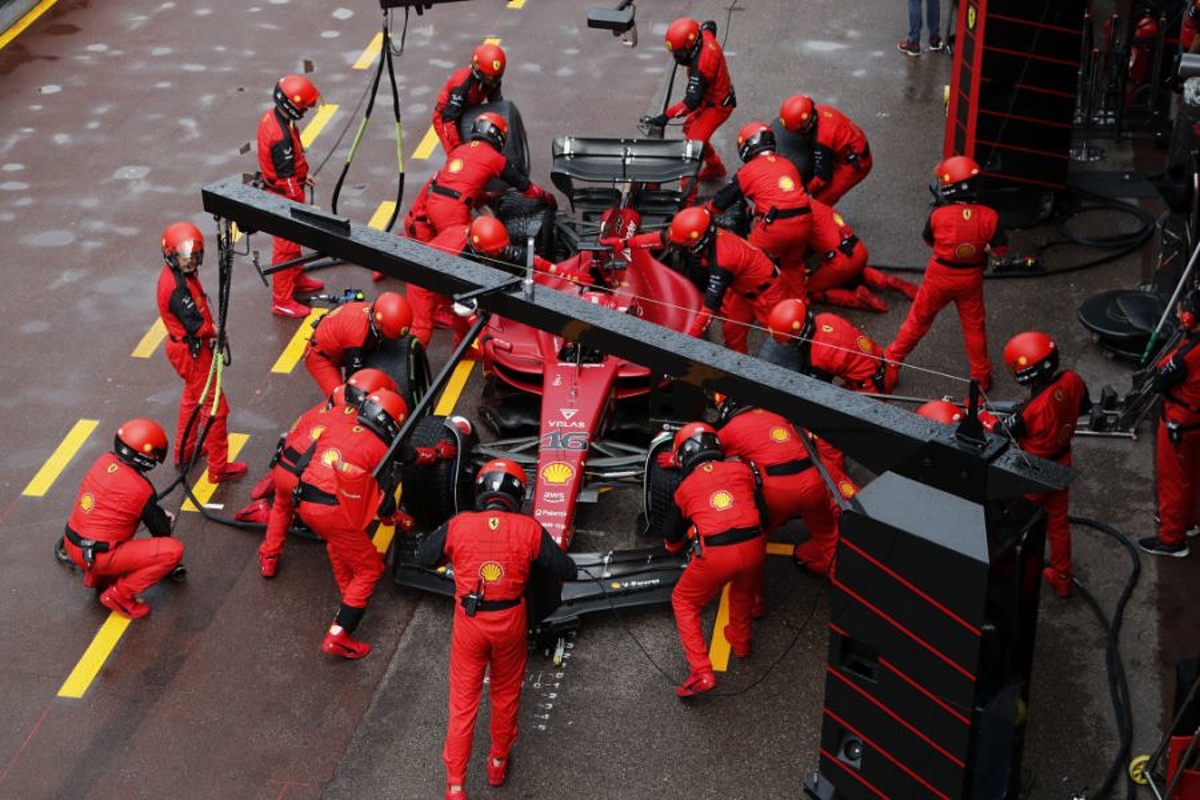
[303,292,412,398]
[419,459,577,799]
[61,419,182,620]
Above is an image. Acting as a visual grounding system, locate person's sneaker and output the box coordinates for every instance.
[1138,537,1190,558]
[723,625,752,659]
[100,587,151,619]
[1042,567,1072,599]
[487,755,509,787]
[294,275,325,294]
[273,299,312,318]
[676,670,718,698]
[444,785,466,799]
[210,461,248,483]
[250,473,275,501]
[929,35,945,51]
[322,626,372,659]
[898,40,921,57]
[259,552,280,579]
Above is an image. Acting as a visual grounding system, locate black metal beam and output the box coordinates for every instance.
[201,177,1069,499]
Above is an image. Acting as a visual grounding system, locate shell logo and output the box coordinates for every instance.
[321,448,342,467]
[310,425,326,441]
[709,490,734,511]
[839,481,857,499]
[80,492,95,513]
[448,158,464,173]
[769,426,790,443]
[777,176,796,192]
[856,335,874,353]
[833,213,845,226]
[541,462,574,485]
[479,561,504,583]
[610,581,622,589]
[954,243,978,260]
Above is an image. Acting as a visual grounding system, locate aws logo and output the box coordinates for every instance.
[479,561,504,583]
[709,490,734,511]
[541,462,574,485]
[79,492,96,513]
[769,426,790,443]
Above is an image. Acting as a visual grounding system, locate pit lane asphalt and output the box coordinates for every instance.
[0,1,1193,799]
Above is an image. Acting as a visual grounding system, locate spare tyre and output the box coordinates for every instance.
[639,430,685,540]
[459,100,530,190]
[365,335,431,414]
[402,415,479,531]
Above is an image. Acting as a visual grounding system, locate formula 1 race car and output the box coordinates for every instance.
[392,126,711,646]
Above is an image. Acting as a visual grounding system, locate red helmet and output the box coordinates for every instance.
[779,94,817,136]
[475,458,527,512]
[358,389,408,442]
[736,122,776,163]
[935,155,981,200]
[471,42,506,86]
[274,74,320,121]
[114,418,169,471]
[471,111,509,151]
[467,216,511,258]
[916,400,963,425]
[666,206,715,254]
[370,292,413,339]
[716,394,750,427]
[665,18,701,63]
[672,422,723,474]
[162,221,204,273]
[345,367,398,408]
[1003,331,1059,385]
[766,298,815,343]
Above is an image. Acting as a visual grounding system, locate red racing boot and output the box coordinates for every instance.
[723,625,752,659]
[445,784,467,799]
[250,473,275,501]
[322,625,371,659]
[273,299,312,318]
[100,587,151,620]
[676,670,717,698]
[487,754,509,787]
[211,461,248,483]
[258,551,280,579]
[294,274,325,293]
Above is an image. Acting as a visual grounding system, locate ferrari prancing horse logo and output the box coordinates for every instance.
[488,516,500,531]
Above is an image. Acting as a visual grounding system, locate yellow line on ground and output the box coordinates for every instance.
[368,201,396,230]
[484,37,502,45]
[766,542,793,557]
[434,361,475,416]
[271,307,327,375]
[231,221,244,244]
[57,614,131,699]
[181,433,249,512]
[507,0,526,8]
[22,420,99,497]
[0,0,57,51]
[709,584,732,673]
[412,126,440,161]
[131,318,167,359]
[354,31,383,70]
[300,104,339,149]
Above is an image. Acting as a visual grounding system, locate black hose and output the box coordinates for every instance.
[1068,515,1140,800]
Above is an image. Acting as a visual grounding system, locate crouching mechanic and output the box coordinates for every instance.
[759,298,889,394]
[663,423,767,698]
[716,398,840,577]
[418,459,577,799]
[59,419,183,620]
[295,389,412,659]
[303,292,413,397]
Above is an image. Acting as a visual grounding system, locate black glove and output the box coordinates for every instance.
[645,113,669,129]
[700,20,718,35]
[1154,356,1185,390]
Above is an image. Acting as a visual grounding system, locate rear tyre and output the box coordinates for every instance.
[640,434,684,540]
[402,415,478,531]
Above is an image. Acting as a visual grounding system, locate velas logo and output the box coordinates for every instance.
[479,561,504,582]
[769,426,790,443]
[709,490,734,510]
[80,492,95,513]
[541,462,574,485]
[321,448,342,467]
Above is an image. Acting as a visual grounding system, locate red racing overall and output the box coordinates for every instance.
[807,105,872,205]
[408,225,476,348]
[295,415,390,616]
[666,26,735,178]
[1006,370,1090,579]
[418,510,576,788]
[719,409,840,575]
[1155,333,1200,547]
[431,66,503,154]
[669,459,766,673]
[259,401,355,564]
[804,201,917,310]
[885,201,1007,388]
[304,302,376,397]
[156,263,234,476]
[693,229,786,354]
[63,453,182,604]
[257,106,312,309]
[710,152,812,281]
[425,140,551,235]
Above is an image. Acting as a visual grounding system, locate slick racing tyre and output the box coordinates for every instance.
[459,100,530,187]
[401,415,478,531]
[365,335,431,414]
[639,432,685,540]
